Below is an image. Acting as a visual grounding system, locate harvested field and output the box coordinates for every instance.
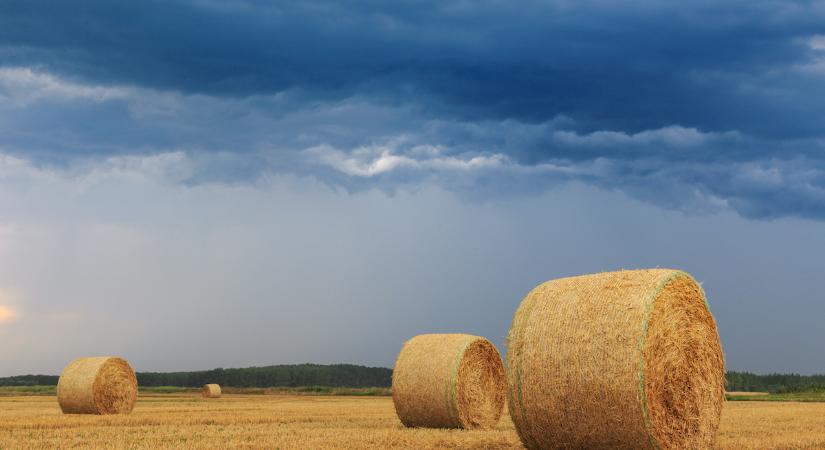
[1,394,824,449]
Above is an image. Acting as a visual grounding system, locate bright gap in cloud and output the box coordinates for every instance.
[309,144,510,177]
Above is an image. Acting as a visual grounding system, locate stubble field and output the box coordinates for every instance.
[2,394,825,449]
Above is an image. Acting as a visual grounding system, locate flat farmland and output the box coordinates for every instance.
[2,395,825,449]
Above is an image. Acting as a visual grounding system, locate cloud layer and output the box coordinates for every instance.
[2,1,825,218]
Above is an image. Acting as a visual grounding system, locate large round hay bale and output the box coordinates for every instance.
[392,333,506,429]
[57,356,138,415]
[507,269,725,450]
[202,384,221,398]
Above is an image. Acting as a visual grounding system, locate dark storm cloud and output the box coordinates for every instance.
[1,0,825,218]
[2,0,824,134]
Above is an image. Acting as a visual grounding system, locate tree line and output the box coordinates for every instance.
[725,371,825,393]
[0,364,392,388]
[5,367,825,393]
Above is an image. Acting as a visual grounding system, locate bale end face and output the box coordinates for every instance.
[392,333,505,429]
[643,273,726,449]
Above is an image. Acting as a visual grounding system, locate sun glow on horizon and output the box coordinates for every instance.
[0,305,18,323]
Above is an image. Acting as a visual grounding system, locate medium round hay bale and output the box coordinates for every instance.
[507,269,725,450]
[57,356,138,415]
[202,384,221,398]
[392,333,506,429]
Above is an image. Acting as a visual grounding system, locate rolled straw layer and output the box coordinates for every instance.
[507,269,725,450]
[392,333,506,429]
[57,356,138,415]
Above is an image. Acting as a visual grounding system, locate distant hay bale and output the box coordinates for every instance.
[507,269,725,450]
[202,384,221,398]
[392,333,506,429]
[57,356,138,415]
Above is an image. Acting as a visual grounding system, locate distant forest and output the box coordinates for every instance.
[3,366,825,393]
[725,371,825,393]
[0,364,392,388]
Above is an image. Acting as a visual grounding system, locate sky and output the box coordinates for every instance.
[1,0,825,376]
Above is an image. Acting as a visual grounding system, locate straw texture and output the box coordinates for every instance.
[506,269,725,450]
[202,384,222,398]
[57,357,138,415]
[392,333,506,429]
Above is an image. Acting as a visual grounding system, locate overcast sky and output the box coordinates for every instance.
[1,0,825,376]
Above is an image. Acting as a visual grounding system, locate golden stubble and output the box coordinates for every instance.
[0,395,822,449]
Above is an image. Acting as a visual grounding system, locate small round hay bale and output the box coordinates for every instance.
[392,333,506,429]
[202,384,221,398]
[57,356,138,415]
[507,269,725,450]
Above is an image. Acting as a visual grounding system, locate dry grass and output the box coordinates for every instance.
[716,402,825,449]
[1,394,824,449]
